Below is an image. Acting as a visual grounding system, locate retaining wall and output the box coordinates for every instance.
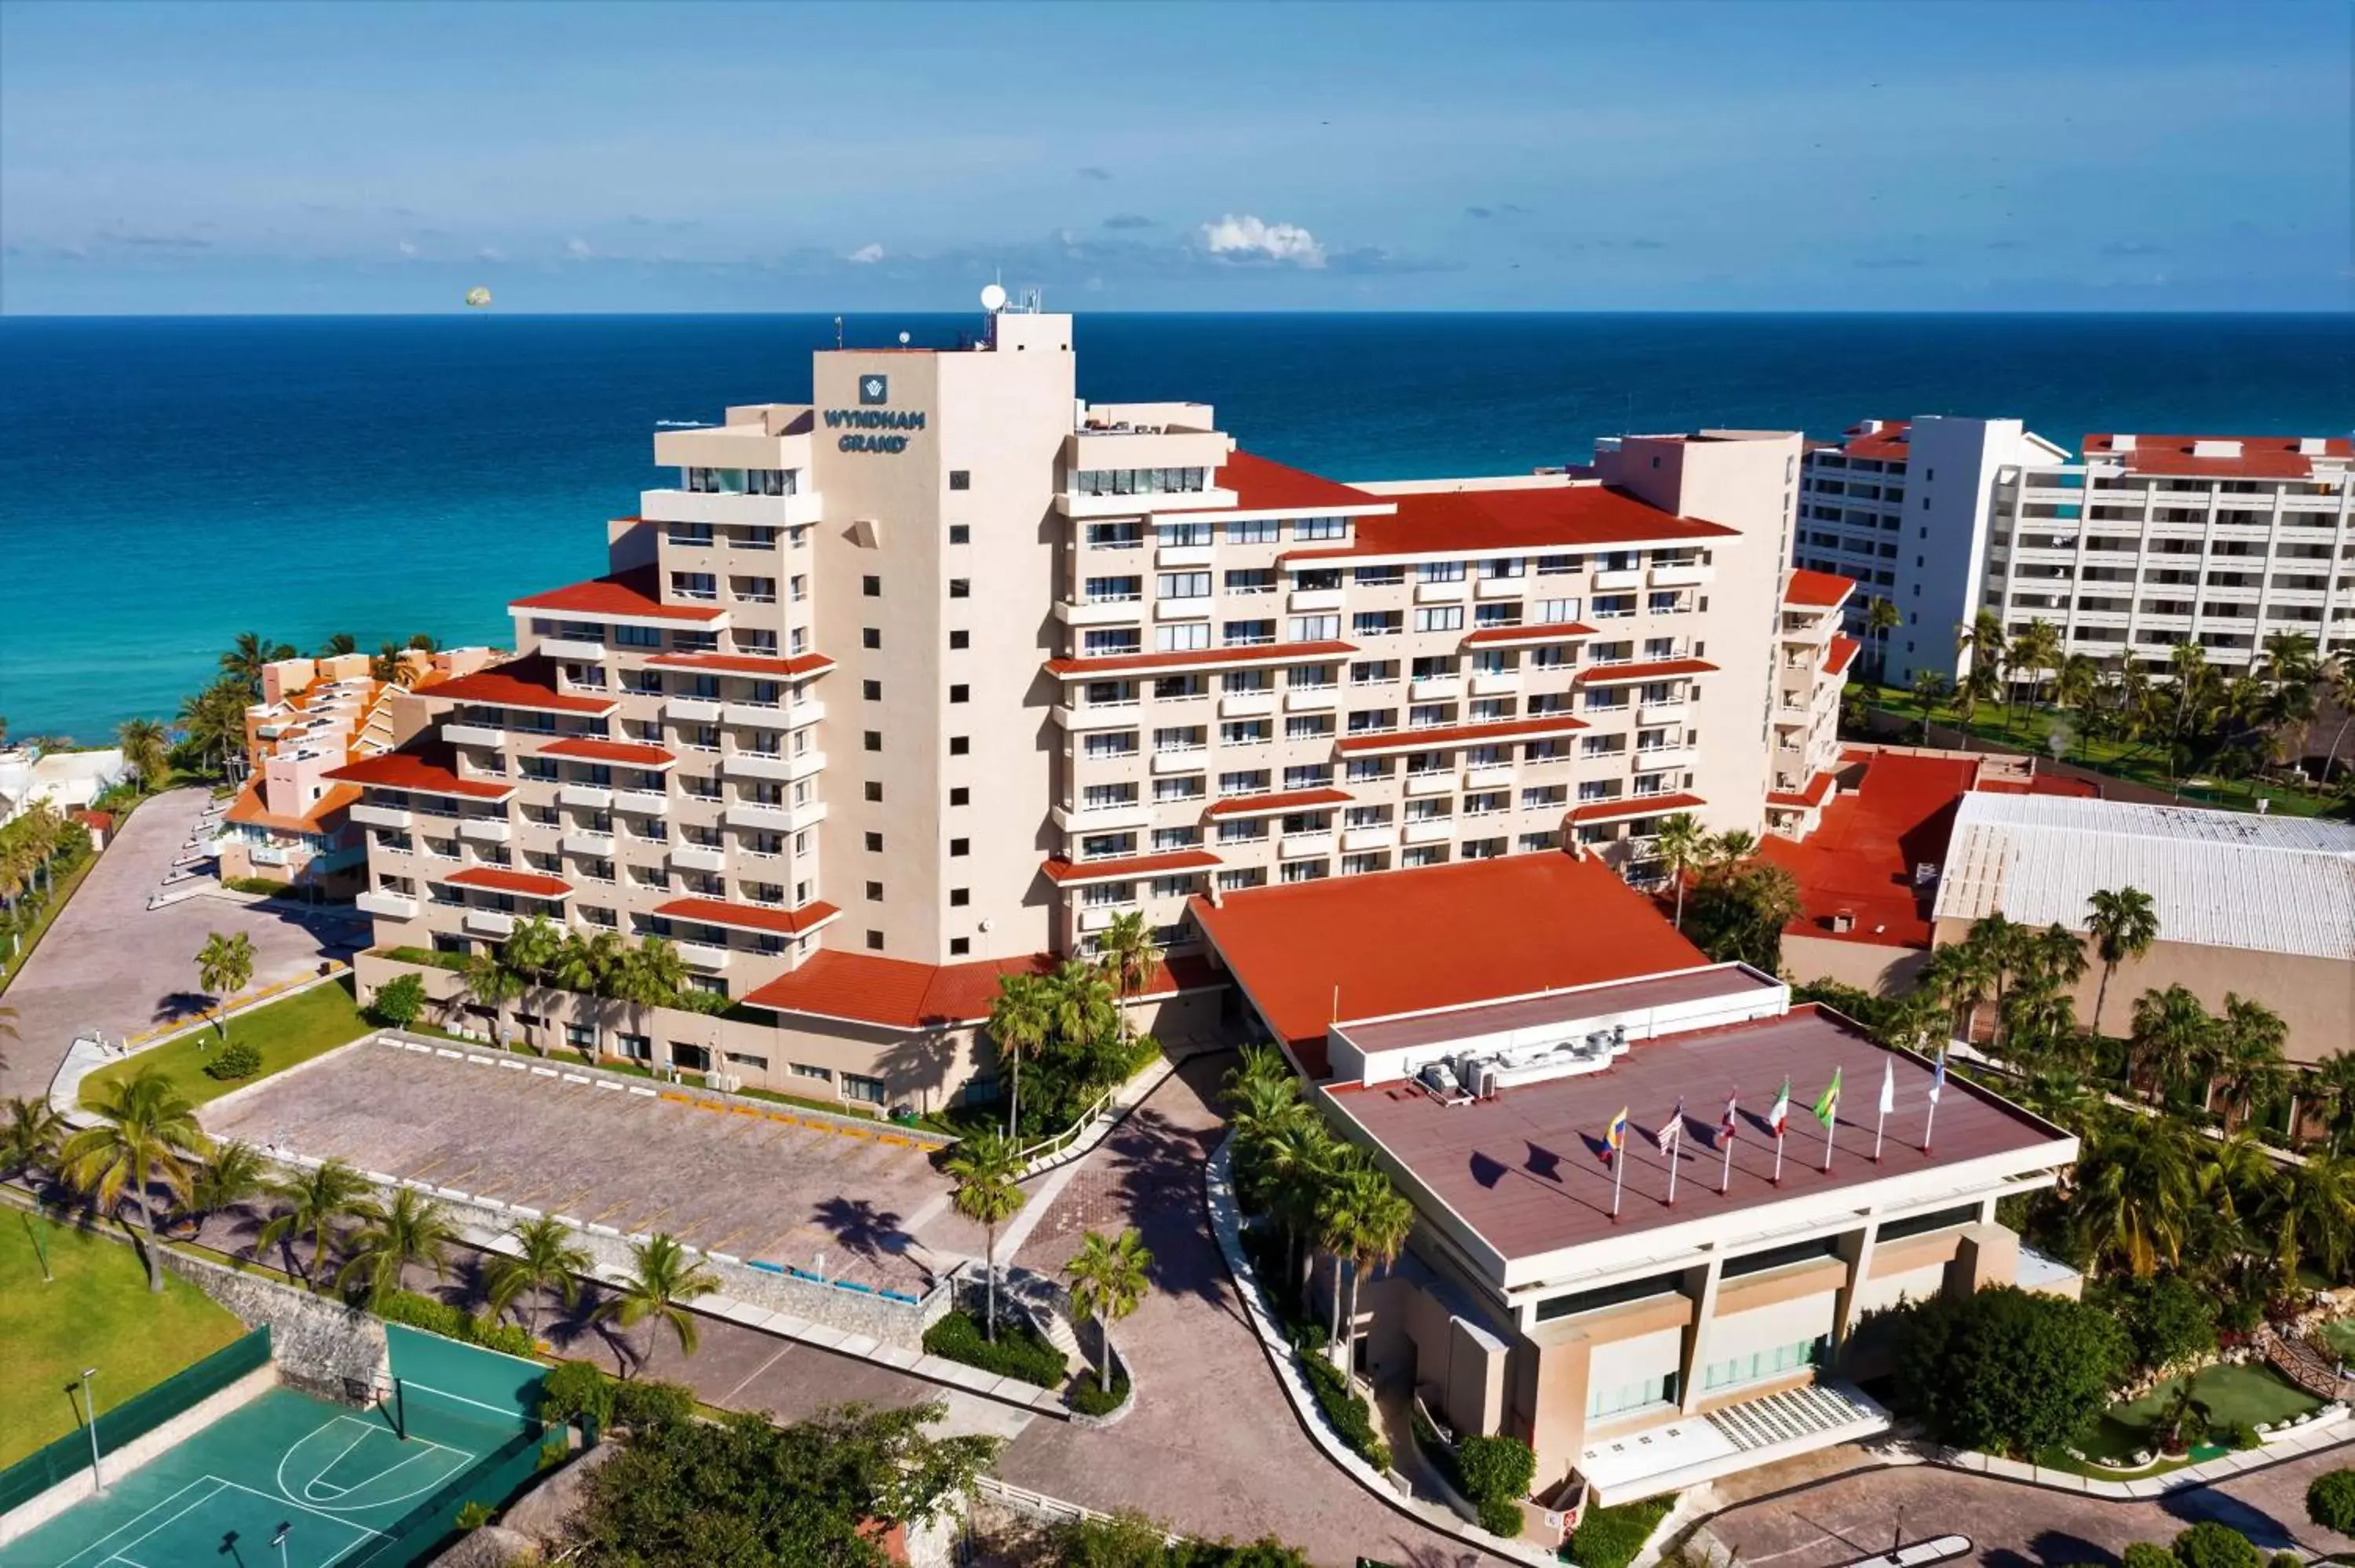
[157,1247,388,1392]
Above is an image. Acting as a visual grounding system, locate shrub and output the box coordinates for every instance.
[371,972,427,1030]
[203,1040,265,1081]
[2222,1420,2262,1452]
[1889,1285,2129,1456]
[1475,1496,1524,1539]
[2308,1466,2355,1533]
[454,1500,495,1530]
[374,1288,535,1358]
[1567,1496,1676,1568]
[2171,1522,2259,1568]
[612,1379,696,1430]
[2123,1547,2175,1568]
[922,1307,1068,1387]
[538,1438,570,1471]
[1455,1432,1536,1510]
[226,876,290,896]
[1294,1350,1388,1471]
[2094,1275,2219,1373]
[1070,1373,1131,1417]
[2268,1554,2301,1568]
[540,1360,617,1431]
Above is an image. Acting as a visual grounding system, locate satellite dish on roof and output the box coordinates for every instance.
[980,283,1008,312]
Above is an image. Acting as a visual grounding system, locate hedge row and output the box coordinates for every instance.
[377,1288,536,1359]
[922,1306,1068,1388]
[1293,1338,1389,1471]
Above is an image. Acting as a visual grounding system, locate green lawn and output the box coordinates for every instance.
[80,977,375,1110]
[1854,682,2343,819]
[0,1210,246,1468]
[2068,1364,2321,1466]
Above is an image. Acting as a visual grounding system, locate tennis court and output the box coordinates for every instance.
[2,1329,549,1568]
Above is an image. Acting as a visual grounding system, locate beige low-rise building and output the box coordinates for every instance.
[334,303,1850,1110]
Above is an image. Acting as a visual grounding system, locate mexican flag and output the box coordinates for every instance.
[1766,1077,1791,1136]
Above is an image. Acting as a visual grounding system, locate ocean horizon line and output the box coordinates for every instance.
[3,306,2350,323]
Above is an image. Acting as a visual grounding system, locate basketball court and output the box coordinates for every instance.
[2,1329,547,1568]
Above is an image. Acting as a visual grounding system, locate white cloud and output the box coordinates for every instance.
[564,237,593,259]
[847,242,885,264]
[1199,213,1325,268]
[475,246,505,262]
[396,239,419,257]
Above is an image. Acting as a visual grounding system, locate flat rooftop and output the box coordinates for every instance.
[1324,1004,2066,1264]
[1342,965,1766,1056]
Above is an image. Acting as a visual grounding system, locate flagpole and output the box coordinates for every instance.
[1721,1131,1733,1194]
[1874,1100,1887,1162]
[1922,1048,1946,1154]
[1772,1125,1784,1185]
[1822,1100,1836,1172]
[1610,1143,1626,1220]
[1666,1129,1680,1207]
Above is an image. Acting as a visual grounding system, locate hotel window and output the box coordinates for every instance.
[842,1072,887,1105]
[1340,851,1389,877]
[1087,629,1145,657]
[1400,845,1447,868]
[1700,1337,1825,1394]
[1226,568,1276,595]
[1155,623,1212,653]
[1086,574,1143,602]
[1521,784,1568,810]
[1472,603,1520,628]
[1086,521,1144,550]
[1156,521,1214,549]
[863,575,881,596]
[949,469,970,490]
[1587,1371,1678,1421]
[1284,714,1334,742]
[1223,619,1275,647]
[1159,571,1211,599]
[948,525,969,545]
[1349,659,1398,686]
[1353,611,1404,638]
[1418,560,1466,583]
[1078,466,1209,498]
[1518,830,1561,852]
[1344,757,1392,783]
[1291,663,1337,689]
[1081,832,1137,859]
[1536,553,1579,575]
[1218,769,1271,796]
[1294,517,1345,542]
[1152,826,1202,850]
[1648,592,1685,614]
[1478,557,1526,579]
[1216,867,1267,892]
[950,684,969,703]
[950,888,970,906]
[1227,520,1278,545]
[1283,764,1333,790]
[1468,699,1510,722]
[1153,775,1205,803]
[1279,859,1330,884]
[1216,819,1269,844]
[950,629,969,649]
[670,571,717,601]
[1081,881,1134,909]
[949,578,971,598]
[612,624,660,648]
[1414,606,1465,633]
[1221,720,1270,745]
[1156,673,1207,699]
[1290,615,1341,642]
[1593,594,1637,619]
[1148,874,1196,899]
[1154,725,1206,753]
[1354,565,1404,587]
[1082,783,1137,810]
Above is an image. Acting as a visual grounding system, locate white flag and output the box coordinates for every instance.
[1878,1059,1895,1117]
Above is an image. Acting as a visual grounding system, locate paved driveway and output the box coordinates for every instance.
[998,1055,1503,1568]
[1,788,361,1099]
[204,1038,952,1293]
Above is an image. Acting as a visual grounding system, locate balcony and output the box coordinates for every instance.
[559,783,612,809]
[1155,598,1214,622]
[1649,563,1714,588]
[1278,832,1334,859]
[1057,597,1145,627]
[1469,672,1520,697]
[1401,819,1452,846]
[1635,746,1692,771]
[725,800,825,833]
[1405,772,1454,797]
[1053,702,1141,731]
[1050,800,1154,832]
[562,830,615,856]
[539,637,608,662]
[1156,543,1216,567]
[1593,567,1643,590]
[639,487,823,530]
[1283,687,1338,712]
[614,787,670,816]
[666,696,724,723]
[1076,906,1129,933]
[464,909,516,939]
[1150,751,1203,775]
[669,844,726,873]
[458,817,513,844]
[1463,764,1513,789]
[350,803,414,830]
[1288,588,1345,612]
[1219,692,1276,719]
[442,723,506,748]
[1413,581,1468,603]
[1057,487,1238,521]
[725,751,807,782]
[1408,676,1462,701]
[1341,826,1397,852]
[1473,578,1525,600]
[356,888,418,920]
[785,749,827,782]
[676,940,731,972]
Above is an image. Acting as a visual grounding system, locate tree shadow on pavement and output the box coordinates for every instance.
[152,990,215,1026]
[1986,1531,2124,1568]
[809,1194,912,1276]
[2162,1487,2298,1552]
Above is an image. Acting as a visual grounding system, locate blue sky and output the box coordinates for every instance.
[2,0,2347,314]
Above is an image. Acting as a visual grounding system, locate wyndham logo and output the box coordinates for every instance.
[859,374,889,406]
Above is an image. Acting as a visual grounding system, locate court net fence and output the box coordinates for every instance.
[356,1416,549,1566]
[0,1325,273,1515]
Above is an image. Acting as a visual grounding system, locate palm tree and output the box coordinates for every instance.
[1955,611,2006,693]
[2208,994,2288,1132]
[1864,596,1901,684]
[944,1132,1028,1343]
[116,717,171,792]
[2053,653,2100,720]
[1318,1161,1416,1377]
[221,632,293,695]
[2266,1151,2355,1283]
[257,1158,373,1293]
[595,1232,719,1377]
[195,930,257,1041]
[487,1215,593,1340]
[1652,813,1707,930]
[2084,887,2160,1037]
[1,1096,66,1182]
[1095,909,1164,1043]
[987,972,1053,1140]
[1046,958,1119,1056]
[2130,986,2215,1106]
[2306,1051,2355,1152]
[1064,1227,1154,1395]
[2070,1117,2198,1278]
[553,928,629,1056]
[1908,669,1950,744]
[185,1140,270,1227]
[1707,828,1758,872]
[318,633,359,658]
[2008,618,2063,720]
[61,1067,211,1292]
[458,949,525,1045]
[1260,1116,1338,1311]
[499,917,565,1052]
[614,935,688,1032]
[1961,913,2029,1051]
[334,1188,456,1306]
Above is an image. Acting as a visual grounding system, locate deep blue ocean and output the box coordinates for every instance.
[2,312,2348,740]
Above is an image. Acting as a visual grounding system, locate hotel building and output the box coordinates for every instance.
[1792,416,2071,689]
[1192,851,2079,1513]
[1983,432,2355,678]
[336,304,1853,1110]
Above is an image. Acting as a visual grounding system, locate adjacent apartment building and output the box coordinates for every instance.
[1792,416,2071,689]
[1984,432,2355,679]
[334,304,1853,1110]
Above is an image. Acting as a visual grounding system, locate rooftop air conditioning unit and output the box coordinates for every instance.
[1420,1060,1462,1100]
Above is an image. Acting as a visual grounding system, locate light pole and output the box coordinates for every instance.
[271,1521,291,1567]
[76,1367,102,1490]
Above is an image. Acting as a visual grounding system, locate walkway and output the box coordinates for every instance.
[0,787,362,1099]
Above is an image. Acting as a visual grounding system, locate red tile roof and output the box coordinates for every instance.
[1461,622,1598,647]
[1335,714,1584,756]
[223,779,362,834]
[1784,568,1855,609]
[1575,658,1718,686]
[1190,852,1711,1074]
[539,737,677,768]
[1826,636,1862,677]
[2084,433,2351,480]
[509,566,728,624]
[1767,770,1838,810]
[652,896,839,938]
[644,651,835,679]
[1192,450,1388,514]
[1565,792,1707,824]
[1045,640,1356,680]
[1833,420,1911,461]
[1042,849,1222,884]
[326,743,515,801]
[440,866,571,899]
[742,950,1222,1029]
[1203,786,1354,820]
[70,809,113,832]
[1282,484,1737,562]
[428,655,618,717]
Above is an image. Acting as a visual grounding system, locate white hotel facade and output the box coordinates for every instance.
[337,305,1853,1108]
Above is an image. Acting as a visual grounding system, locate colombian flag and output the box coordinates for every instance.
[1605,1106,1630,1158]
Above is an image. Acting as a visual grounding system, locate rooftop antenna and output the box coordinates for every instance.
[833,315,843,350]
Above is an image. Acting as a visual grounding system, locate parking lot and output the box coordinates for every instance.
[203,1038,952,1293]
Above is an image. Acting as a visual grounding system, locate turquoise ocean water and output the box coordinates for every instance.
[1,312,2347,739]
